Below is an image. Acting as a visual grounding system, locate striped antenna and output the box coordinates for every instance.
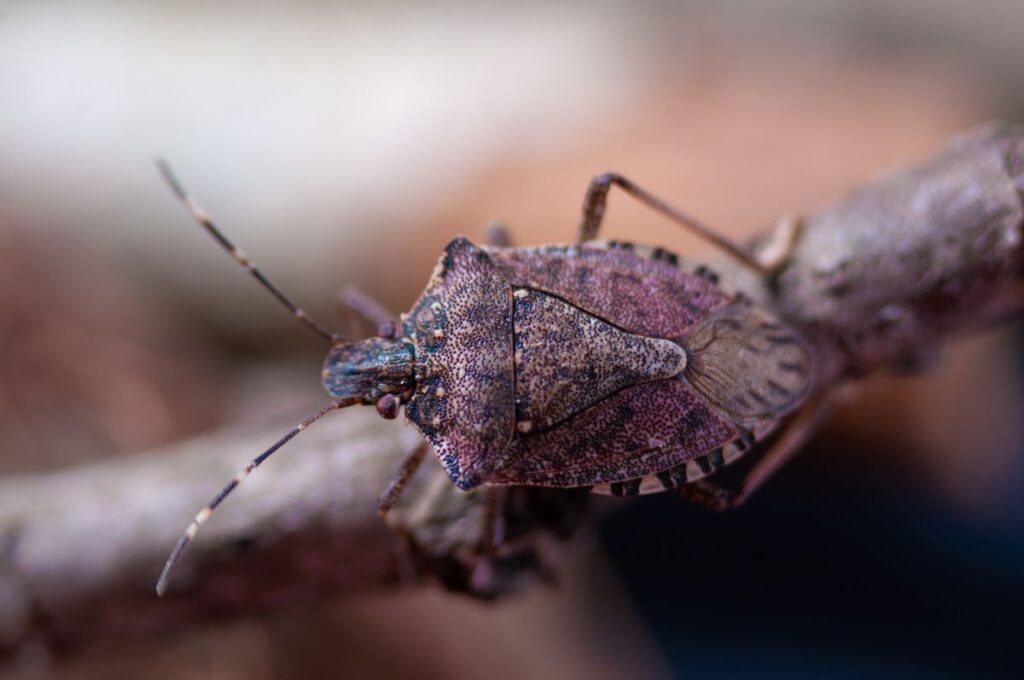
[156,398,351,596]
[157,159,342,344]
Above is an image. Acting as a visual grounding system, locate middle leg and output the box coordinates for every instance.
[485,222,514,248]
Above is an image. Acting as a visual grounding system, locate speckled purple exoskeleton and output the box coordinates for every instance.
[155,166,815,596]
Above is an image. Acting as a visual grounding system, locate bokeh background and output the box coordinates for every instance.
[1,1,1023,678]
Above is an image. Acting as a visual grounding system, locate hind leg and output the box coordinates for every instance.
[754,215,803,272]
[577,173,782,276]
[677,397,833,511]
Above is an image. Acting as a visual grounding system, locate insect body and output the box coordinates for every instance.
[380,238,811,493]
[155,167,815,595]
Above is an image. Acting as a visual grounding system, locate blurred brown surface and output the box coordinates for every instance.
[832,328,1024,516]
[430,57,979,255]
[0,228,226,473]
[40,548,670,680]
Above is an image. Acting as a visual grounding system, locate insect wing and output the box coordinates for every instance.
[682,302,814,425]
[478,380,737,488]
[490,244,731,338]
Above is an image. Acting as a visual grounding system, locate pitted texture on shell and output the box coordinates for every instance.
[474,380,738,487]
[491,244,732,338]
[513,288,687,431]
[683,302,814,425]
[404,238,514,488]
[403,237,812,492]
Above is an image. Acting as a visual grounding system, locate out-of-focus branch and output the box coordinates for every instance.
[1,123,1022,658]
[0,409,421,653]
[769,122,1024,385]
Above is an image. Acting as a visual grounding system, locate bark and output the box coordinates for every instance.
[1,123,1022,658]
[770,122,1024,384]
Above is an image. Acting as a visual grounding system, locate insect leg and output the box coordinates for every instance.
[336,286,399,338]
[485,222,514,248]
[478,487,506,556]
[375,440,432,582]
[755,215,803,271]
[676,396,833,511]
[443,487,507,595]
[576,173,770,276]
[378,439,431,516]
[157,160,342,344]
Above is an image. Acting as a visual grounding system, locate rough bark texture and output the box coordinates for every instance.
[1,123,1022,658]
[771,123,1024,385]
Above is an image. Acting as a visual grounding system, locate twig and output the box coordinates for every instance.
[1,122,1021,657]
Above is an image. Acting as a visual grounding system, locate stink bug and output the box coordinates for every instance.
[155,166,816,595]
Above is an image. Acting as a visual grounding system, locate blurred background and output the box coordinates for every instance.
[1,1,1022,677]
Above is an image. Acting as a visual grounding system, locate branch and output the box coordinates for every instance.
[0,410,411,652]
[769,122,1024,384]
[1,123,1022,657]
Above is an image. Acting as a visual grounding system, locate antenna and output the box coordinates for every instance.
[156,398,352,596]
[157,159,342,344]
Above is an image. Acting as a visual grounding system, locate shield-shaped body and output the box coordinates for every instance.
[396,237,812,496]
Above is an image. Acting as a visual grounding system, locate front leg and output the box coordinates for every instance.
[378,440,430,517]
[336,286,400,339]
[376,440,431,582]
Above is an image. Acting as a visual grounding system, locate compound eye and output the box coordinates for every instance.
[376,394,400,420]
[377,321,397,339]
